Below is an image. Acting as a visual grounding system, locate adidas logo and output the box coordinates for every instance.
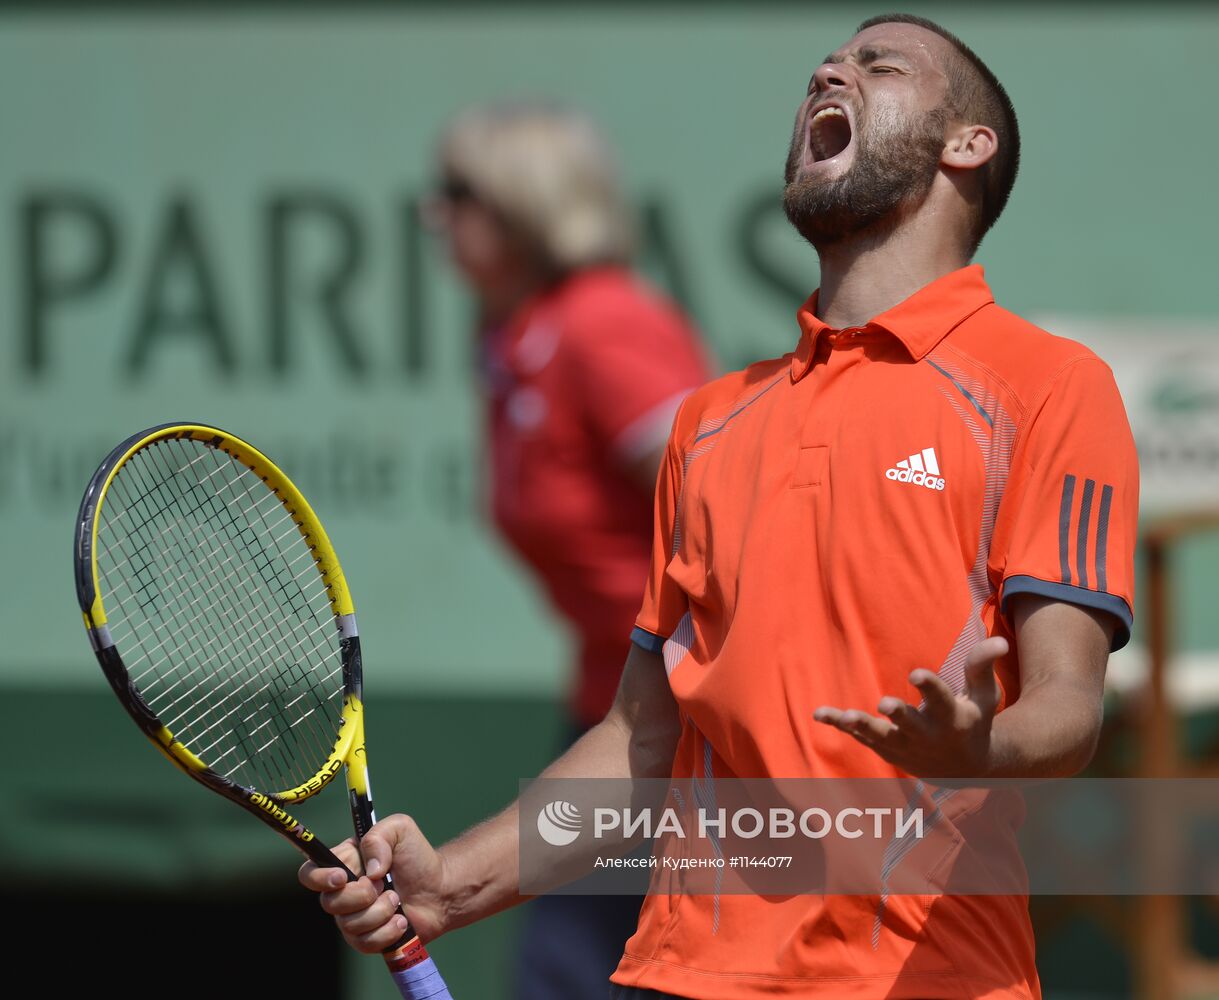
[885,447,946,491]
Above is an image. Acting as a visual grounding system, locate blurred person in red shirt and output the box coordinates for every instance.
[425,104,711,999]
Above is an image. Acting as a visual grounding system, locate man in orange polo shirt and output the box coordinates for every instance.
[301,13,1137,999]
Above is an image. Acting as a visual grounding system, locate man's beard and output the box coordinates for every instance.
[783,104,948,249]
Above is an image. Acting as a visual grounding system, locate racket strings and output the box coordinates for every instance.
[140,439,342,783]
[106,440,341,787]
[106,449,307,719]
[96,437,346,792]
[101,442,339,787]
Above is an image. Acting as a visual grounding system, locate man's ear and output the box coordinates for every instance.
[942,123,999,170]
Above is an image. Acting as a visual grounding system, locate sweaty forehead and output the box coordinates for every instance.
[824,22,951,70]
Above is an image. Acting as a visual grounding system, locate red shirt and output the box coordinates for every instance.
[486,267,710,726]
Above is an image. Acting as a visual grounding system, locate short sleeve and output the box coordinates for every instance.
[563,291,710,463]
[993,357,1139,650]
[630,401,690,653]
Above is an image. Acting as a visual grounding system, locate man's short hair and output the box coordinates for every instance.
[858,13,1020,252]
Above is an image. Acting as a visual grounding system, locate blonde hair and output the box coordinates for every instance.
[439,104,634,273]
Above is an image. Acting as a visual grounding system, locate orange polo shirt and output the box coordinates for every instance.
[615,265,1138,999]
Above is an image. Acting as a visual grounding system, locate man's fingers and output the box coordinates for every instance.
[909,670,956,722]
[815,707,895,742]
[846,710,896,741]
[336,889,403,937]
[966,635,1010,668]
[300,865,348,892]
[360,828,396,880]
[319,876,383,917]
[964,636,1008,711]
[299,838,362,892]
[351,913,412,955]
[361,813,425,878]
[877,697,932,738]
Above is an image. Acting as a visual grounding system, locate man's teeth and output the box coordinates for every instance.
[809,107,846,161]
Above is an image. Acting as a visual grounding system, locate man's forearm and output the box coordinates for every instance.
[984,596,1113,780]
[985,677,1103,779]
[436,718,632,931]
[435,644,679,933]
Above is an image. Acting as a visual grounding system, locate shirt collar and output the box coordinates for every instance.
[790,264,994,382]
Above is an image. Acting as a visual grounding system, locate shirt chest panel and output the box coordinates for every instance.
[675,348,990,625]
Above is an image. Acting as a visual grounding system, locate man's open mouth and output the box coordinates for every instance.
[808,106,852,162]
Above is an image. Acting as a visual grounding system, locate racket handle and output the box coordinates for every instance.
[384,937,454,999]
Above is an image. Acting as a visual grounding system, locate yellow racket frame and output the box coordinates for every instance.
[78,422,365,802]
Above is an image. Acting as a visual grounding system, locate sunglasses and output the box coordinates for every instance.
[435,176,477,204]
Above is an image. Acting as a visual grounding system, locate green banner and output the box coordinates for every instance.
[3,5,1217,691]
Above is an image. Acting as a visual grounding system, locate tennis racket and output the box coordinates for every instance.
[73,422,453,1000]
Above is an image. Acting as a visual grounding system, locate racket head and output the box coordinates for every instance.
[74,424,443,993]
[74,423,365,807]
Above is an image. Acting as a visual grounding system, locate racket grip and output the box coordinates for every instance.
[329,857,452,996]
[384,938,453,999]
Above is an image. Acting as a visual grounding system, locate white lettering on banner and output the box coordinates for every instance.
[662,857,726,870]
[623,810,653,839]
[896,808,924,839]
[594,809,620,837]
[771,808,796,838]
[835,808,864,839]
[801,808,833,838]
[593,856,657,868]
[654,809,685,837]
[732,808,765,839]
[864,807,890,838]
[698,809,726,839]
[578,806,926,842]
